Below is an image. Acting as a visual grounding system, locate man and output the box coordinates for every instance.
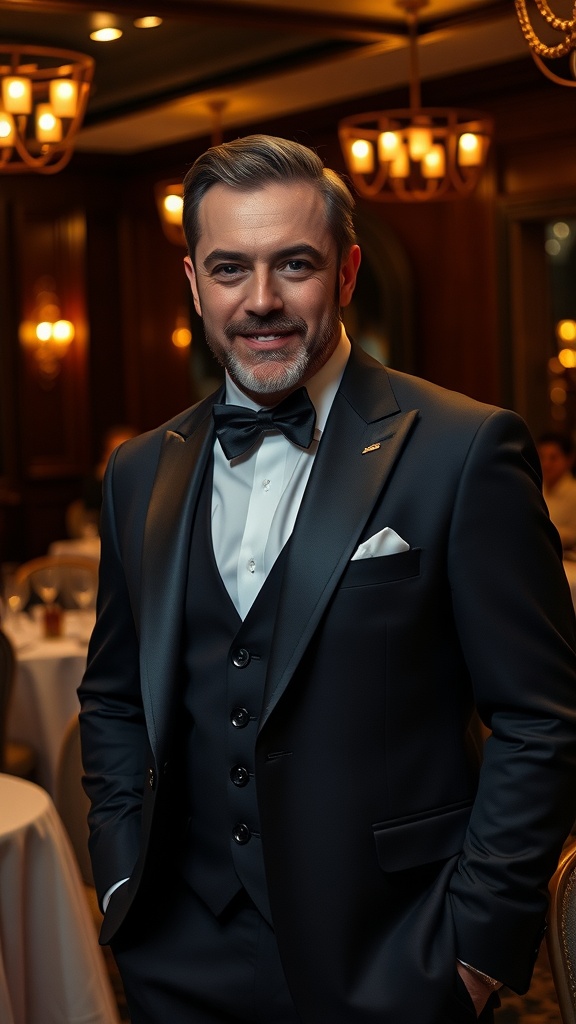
[537,430,576,554]
[79,135,576,1024]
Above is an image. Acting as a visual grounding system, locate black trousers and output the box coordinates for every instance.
[110,871,496,1024]
[110,874,301,1024]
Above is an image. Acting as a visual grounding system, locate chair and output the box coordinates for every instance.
[546,839,576,1024]
[0,628,37,779]
[54,714,102,928]
[14,554,98,611]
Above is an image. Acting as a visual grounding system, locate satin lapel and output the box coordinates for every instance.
[260,354,418,729]
[139,399,217,755]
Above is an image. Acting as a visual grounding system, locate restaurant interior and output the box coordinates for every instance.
[1,0,576,1021]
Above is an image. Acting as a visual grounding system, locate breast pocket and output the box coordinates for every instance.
[340,547,421,589]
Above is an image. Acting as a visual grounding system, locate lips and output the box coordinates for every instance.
[225,315,308,342]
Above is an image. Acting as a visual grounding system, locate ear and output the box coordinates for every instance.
[184,255,202,317]
[339,244,361,308]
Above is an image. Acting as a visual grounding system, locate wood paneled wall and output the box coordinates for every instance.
[1,56,574,560]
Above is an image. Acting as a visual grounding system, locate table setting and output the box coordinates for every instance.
[2,591,95,796]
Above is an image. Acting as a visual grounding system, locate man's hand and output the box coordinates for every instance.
[456,961,500,1017]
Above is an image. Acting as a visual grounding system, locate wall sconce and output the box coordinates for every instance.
[155,99,228,245]
[155,181,186,247]
[0,43,94,173]
[19,279,75,385]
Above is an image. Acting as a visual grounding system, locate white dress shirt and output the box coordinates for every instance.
[212,329,351,618]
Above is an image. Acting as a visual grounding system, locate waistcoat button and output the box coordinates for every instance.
[233,822,251,844]
[230,764,249,787]
[231,647,251,668]
[230,707,250,728]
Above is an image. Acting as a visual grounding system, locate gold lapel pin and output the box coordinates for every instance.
[361,443,381,454]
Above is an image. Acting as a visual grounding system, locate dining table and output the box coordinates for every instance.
[5,610,94,796]
[0,772,120,1024]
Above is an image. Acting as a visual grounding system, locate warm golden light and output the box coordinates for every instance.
[421,144,446,178]
[389,143,410,179]
[36,321,53,342]
[558,348,576,368]
[134,16,163,28]
[0,44,93,173]
[557,320,576,343]
[0,112,15,142]
[49,79,78,118]
[551,385,568,404]
[3,76,32,114]
[36,105,62,143]
[52,319,75,344]
[338,0,492,201]
[350,139,374,174]
[458,132,482,167]
[172,326,192,349]
[163,193,184,224]
[378,131,401,161]
[407,124,432,161]
[90,27,123,41]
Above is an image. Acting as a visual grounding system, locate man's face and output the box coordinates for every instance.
[184,181,360,404]
[538,442,573,489]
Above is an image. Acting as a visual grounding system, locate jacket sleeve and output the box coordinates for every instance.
[446,407,576,992]
[78,443,148,903]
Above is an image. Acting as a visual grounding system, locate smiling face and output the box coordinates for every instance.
[184,181,360,405]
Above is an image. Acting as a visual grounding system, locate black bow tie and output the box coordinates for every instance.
[212,387,316,460]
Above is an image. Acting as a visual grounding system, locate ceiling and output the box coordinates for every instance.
[0,0,537,155]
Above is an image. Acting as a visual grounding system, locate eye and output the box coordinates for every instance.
[213,263,243,277]
[282,259,312,273]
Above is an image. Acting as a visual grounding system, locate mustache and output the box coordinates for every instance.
[224,315,307,340]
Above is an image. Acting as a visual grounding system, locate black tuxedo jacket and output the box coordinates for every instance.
[79,344,576,1022]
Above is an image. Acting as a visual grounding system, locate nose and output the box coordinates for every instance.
[244,266,283,316]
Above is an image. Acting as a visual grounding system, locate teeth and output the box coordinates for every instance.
[253,334,281,341]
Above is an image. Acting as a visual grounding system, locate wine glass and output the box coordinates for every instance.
[31,567,60,608]
[69,568,96,610]
[0,569,30,639]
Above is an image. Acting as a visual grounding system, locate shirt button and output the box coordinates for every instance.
[230,707,250,728]
[233,823,251,845]
[230,764,250,787]
[231,648,251,668]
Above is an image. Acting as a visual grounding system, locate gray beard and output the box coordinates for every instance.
[205,306,341,396]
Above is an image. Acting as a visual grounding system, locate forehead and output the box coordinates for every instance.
[195,181,332,257]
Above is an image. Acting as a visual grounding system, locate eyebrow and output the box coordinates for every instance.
[202,243,327,271]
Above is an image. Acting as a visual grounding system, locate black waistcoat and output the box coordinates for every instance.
[178,457,289,925]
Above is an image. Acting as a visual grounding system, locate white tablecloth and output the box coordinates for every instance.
[6,612,93,795]
[0,773,119,1024]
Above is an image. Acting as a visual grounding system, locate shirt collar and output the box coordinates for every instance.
[224,326,351,436]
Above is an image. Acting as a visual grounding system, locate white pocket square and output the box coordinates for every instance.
[351,527,410,561]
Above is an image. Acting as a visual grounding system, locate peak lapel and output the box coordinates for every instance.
[139,400,216,753]
[261,351,418,729]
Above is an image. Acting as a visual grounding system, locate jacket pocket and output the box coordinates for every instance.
[373,801,472,872]
[340,547,421,589]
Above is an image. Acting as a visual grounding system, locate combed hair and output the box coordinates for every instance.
[182,134,356,262]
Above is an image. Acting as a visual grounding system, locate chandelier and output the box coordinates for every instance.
[338,0,493,202]
[514,0,576,87]
[0,44,94,174]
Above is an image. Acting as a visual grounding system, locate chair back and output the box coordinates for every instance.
[547,840,576,1024]
[54,715,94,888]
[0,628,15,773]
[14,555,98,610]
